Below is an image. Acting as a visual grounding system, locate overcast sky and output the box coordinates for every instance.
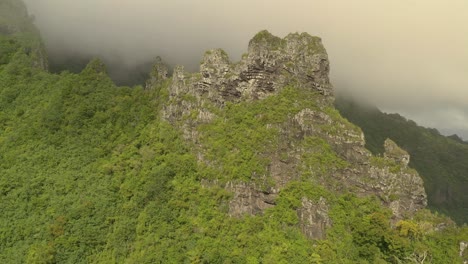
[23,0,468,139]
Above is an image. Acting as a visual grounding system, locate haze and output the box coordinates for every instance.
[23,0,468,139]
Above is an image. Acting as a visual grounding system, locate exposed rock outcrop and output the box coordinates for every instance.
[226,182,277,217]
[297,197,332,239]
[30,44,49,71]
[461,241,467,263]
[287,107,427,220]
[154,30,428,239]
[384,138,410,167]
[159,30,333,107]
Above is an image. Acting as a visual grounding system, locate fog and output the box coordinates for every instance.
[23,0,468,139]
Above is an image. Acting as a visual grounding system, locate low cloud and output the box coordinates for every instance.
[23,0,468,139]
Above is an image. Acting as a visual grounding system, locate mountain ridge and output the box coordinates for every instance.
[1,1,467,263]
[153,29,427,223]
[336,96,468,225]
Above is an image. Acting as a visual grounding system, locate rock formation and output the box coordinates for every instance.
[298,197,332,239]
[149,30,428,239]
[461,241,468,263]
[384,138,410,167]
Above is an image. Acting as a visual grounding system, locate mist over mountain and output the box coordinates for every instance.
[47,53,158,87]
[22,0,468,139]
[2,1,468,262]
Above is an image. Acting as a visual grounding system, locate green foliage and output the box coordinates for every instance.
[0,39,176,261]
[1,50,464,263]
[0,0,45,69]
[336,97,468,224]
[250,30,286,50]
[370,156,402,174]
[285,32,326,55]
[0,35,20,65]
[198,86,320,184]
[301,136,349,179]
[0,9,465,262]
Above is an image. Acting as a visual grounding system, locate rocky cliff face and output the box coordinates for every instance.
[149,30,427,239]
[160,30,332,108]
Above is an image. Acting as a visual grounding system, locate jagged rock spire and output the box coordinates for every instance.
[162,31,428,231]
[165,30,334,107]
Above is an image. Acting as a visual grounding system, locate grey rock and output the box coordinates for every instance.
[161,30,429,238]
[226,181,277,217]
[297,197,332,239]
[384,138,410,167]
[461,241,467,259]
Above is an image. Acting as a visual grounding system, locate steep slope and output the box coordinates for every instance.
[156,31,427,221]
[335,97,468,225]
[1,1,467,263]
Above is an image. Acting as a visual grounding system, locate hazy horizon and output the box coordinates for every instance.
[23,0,468,139]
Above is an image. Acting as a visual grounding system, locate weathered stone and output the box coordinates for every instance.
[160,30,429,238]
[163,30,333,114]
[384,138,410,167]
[226,181,278,217]
[289,107,426,220]
[460,241,467,259]
[297,197,332,239]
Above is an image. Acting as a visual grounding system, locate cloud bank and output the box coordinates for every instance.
[23,0,468,139]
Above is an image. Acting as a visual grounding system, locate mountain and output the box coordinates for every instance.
[0,0,47,70]
[47,53,157,87]
[1,1,467,263]
[335,97,468,225]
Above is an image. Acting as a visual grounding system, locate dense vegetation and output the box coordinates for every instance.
[336,97,468,225]
[48,54,156,87]
[1,1,467,263]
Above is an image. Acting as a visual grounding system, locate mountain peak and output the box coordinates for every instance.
[2,16,464,261]
[248,30,285,50]
[156,30,427,227]
[149,30,333,109]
